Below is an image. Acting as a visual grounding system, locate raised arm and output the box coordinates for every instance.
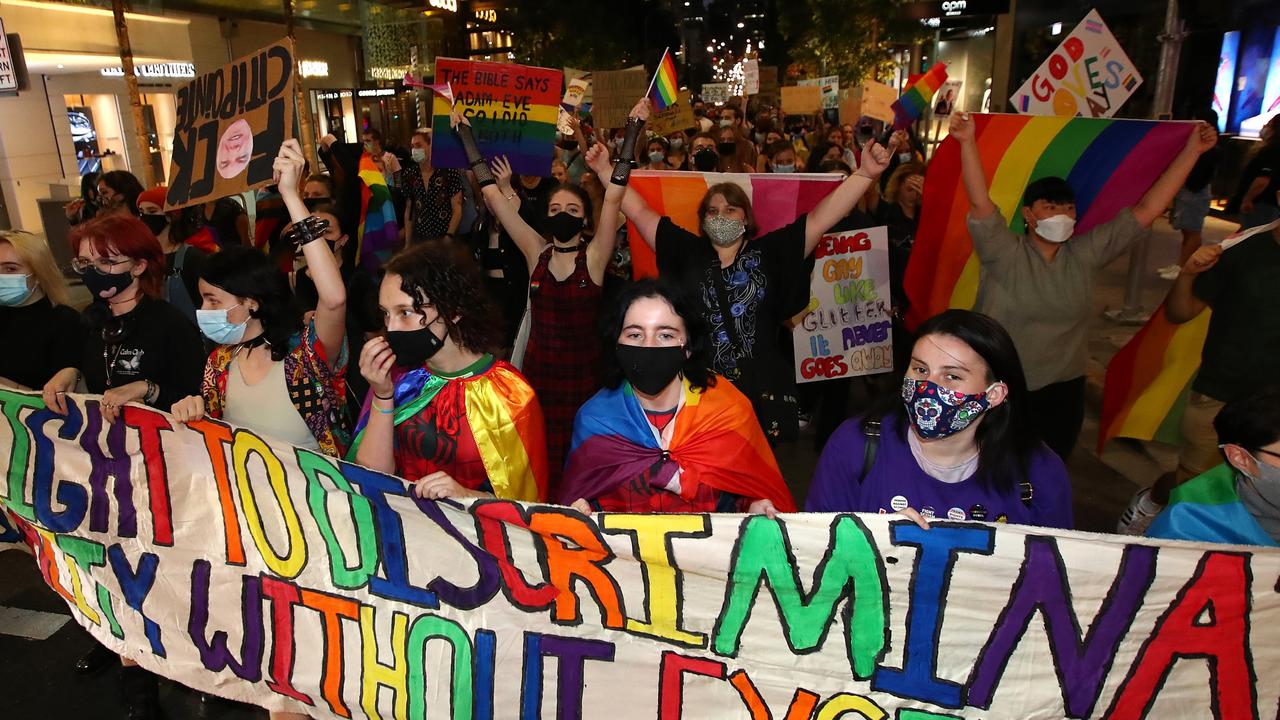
[1132,122,1218,229]
[1165,243,1221,324]
[276,139,347,365]
[950,112,997,220]
[451,110,545,268]
[585,141,625,285]
[803,139,893,255]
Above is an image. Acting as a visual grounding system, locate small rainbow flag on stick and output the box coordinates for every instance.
[648,48,679,111]
[891,63,948,130]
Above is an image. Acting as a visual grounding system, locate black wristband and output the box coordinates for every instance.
[610,161,633,186]
[611,116,646,186]
[374,390,393,400]
[282,215,331,250]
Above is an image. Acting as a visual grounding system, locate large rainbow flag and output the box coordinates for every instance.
[891,63,947,130]
[903,113,1195,328]
[356,153,399,271]
[648,48,679,111]
[429,58,561,178]
[626,170,842,278]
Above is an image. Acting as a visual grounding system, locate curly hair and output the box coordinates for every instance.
[383,242,501,354]
[599,278,716,392]
[200,245,301,361]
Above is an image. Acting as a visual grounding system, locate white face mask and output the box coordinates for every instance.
[1033,214,1075,243]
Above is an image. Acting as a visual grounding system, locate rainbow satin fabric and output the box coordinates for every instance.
[649,49,679,111]
[356,153,399,271]
[625,170,842,278]
[903,113,1195,328]
[891,63,947,130]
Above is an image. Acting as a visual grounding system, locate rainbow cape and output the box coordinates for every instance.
[356,153,399,271]
[1147,464,1277,547]
[347,359,548,502]
[1098,305,1209,452]
[648,48,678,111]
[626,170,842,278]
[903,114,1195,328]
[891,63,947,130]
[559,379,796,511]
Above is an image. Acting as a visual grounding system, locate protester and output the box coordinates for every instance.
[169,142,350,463]
[763,140,798,173]
[561,278,795,514]
[303,173,335,200]
[1158,109,1221,280]
[402,129,463,243]
[64,171,101,225]
[1147,386,1280,546]
[688,132,720,172]
[551,159,569,184]
[41,213,204,717]
[362,127,401,188]
[717,125,752,173]
[557,117,589,183]
[73,170,143,220]
[644,136,670,170]
[592,103,894,441]
[827,126,859,170]
[136,186,206,323]
[1119,187,1280,532]
[1233,114,1280,229]
[350,242,547,501]
[807,310,1073,529]
[452,106,624,488]
[803,141,845,173]
[0,231,82,390]
[870,160,924,309]
[952,111,1218,460]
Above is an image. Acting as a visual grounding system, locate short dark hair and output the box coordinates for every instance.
[363,128,382,143]
[1022,177,1075,208]
[818,159,853,175]
[599,279,716,391]
[99,171,145,217]
[697,182,757,240]
[766,140,794,159]
[382,242,501,355]
[1215,386,1280,453]
[1192,108,1219,127]
[546,183,595,233]
[201,245,301,361]
[304,174,335,196]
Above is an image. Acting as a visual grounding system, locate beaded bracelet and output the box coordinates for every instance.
[281,215,331,251]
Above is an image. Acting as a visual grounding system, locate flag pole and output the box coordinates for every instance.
[645,47,669,99]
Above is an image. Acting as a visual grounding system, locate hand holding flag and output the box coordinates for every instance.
[647,48,679,112]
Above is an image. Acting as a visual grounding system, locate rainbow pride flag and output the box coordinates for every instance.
[891,63,947,130]
[356,153,399,270]
[903,113,1195,328]
[626,170,842,278]
[1098,305,1209,452]
[429,58,561,178]
[648,48,679,111]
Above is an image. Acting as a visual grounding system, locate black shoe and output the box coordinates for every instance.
[74,642,119,676]
[120,665,166,720]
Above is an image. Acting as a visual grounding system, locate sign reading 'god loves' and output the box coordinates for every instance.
[165,38,297,211]
[1,388,1277,718]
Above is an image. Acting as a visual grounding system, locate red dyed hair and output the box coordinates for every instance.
[69,215,166,299]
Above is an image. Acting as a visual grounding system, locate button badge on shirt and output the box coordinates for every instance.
[890,495,909,512]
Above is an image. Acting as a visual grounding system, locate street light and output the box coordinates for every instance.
[737,22,744,28]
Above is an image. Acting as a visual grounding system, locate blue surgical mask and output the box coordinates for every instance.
[772,163,795,173]
[410,148,426,164]
[0,273,34,306]
[196,303,249,345]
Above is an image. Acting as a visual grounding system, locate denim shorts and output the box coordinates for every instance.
[1170,186,1211,231]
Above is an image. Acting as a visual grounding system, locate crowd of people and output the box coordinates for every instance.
[0,92,1277,719]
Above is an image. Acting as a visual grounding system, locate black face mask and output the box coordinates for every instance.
[141,213,169,237]
[303,197,331,212]
[717,141,737,157]
[543,211,585,242]
[559,140,579,152]
[385,325,444,368]
[82,268,135,301]
[616,344,685,396]
[692,148,719,172]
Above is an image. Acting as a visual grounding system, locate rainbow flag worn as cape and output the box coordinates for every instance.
[649,48,679,111]
[626,170,842,278]
[1146,464,1277,547]
[891,63,947,130]
[347,359,548,502]
[356,153,399,271]
[559,379,796,512]
[903,114,1195,328]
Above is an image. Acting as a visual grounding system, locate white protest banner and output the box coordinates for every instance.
[4,386,1279,719]
[701,82,731,105]
[165,38,296,211]
[800,75,840,110]
[743,59,760,95]
[793,228,894,382]
[1011,9,1143,118]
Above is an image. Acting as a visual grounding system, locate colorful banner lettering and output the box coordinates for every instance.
[430,58,560,178]
[1012,9,1142,118]
[3,388,1279,719]
[792,227,894,383]
[165,38,296,211]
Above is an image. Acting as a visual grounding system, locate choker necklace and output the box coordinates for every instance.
[552,243,582,253]
[107,291,140,306]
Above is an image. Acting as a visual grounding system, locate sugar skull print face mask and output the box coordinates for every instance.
[901,376,996,439]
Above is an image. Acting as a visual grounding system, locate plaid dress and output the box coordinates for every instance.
[522,244,602,492]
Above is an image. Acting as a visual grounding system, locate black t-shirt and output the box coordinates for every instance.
[1237,145,1280,209]
[655,214,808,392]
[873,203,918,310]
[81,296,206,409]
[1184,146,1219,193]
[1192,232,1280,402]
[0,297,84,390]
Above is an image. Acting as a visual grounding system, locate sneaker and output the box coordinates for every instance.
[1116,487,1163,535]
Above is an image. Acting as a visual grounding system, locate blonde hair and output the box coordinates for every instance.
[0,231,70,306]
[884,162,926,205]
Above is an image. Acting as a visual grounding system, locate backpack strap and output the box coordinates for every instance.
[858,419,881,484]
[172,243,189,275]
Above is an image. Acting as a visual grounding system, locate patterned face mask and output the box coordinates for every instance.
[901,376,996,439]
